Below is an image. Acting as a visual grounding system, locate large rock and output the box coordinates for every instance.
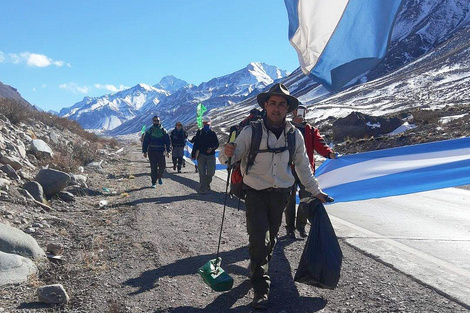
[30,139,54,158]
[0,223,46,260]
[37,284,70,304]
[0,164,20,180]
[0,153,22,170]
[0,251,37,286]
[35,169,71,197]
[23,181,45,202]
[332,111,402,141]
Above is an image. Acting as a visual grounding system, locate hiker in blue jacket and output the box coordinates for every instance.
[142,116,171,187]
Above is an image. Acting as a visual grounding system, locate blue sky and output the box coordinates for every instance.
[0,0,299,112]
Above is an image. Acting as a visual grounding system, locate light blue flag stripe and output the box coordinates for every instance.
[316,137,470,203]
[184,141,225,170]
[285,0,403,91]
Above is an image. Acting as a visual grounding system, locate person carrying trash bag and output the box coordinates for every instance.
[285,105,336,239]
[219,83,331,310]
[192,116,219,194]
[294,197,342,290]
[142,115,171,187]
[170,121,188,173]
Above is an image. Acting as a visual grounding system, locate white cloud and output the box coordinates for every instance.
[59,83,89,94]
[95,84,128,92]
[0,51,70,67]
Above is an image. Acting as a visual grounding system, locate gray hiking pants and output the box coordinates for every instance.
[197,154,216,192]
[245,188,291,296]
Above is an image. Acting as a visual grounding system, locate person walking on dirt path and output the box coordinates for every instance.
[285,105,336,239]
[192,116,219,194]
[142,115,171,187]
[170,121,188,173]
[220,83,330,310]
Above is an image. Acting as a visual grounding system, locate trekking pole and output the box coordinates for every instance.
[214,133,237,269]
[215,158,232,269]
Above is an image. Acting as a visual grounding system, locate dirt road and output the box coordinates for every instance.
[2,142,468,312]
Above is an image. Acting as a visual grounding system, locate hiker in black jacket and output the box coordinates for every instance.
[142,116,171,187]
[191,116,219,194]
[170,122,188,173]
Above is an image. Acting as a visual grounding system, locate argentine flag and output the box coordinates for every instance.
[284,0,403,91]
[184,141,225,171]
[316,137,470,203]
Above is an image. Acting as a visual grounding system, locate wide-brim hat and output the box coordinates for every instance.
[257,83,299,113]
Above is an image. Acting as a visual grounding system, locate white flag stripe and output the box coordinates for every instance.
[318,147,470,190]
[290,0,349,73]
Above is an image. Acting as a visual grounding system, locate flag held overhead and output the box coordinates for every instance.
[284,0,404,92]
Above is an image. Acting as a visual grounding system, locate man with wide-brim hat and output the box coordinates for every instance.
[220,83,330,310]
[256,83,299,113]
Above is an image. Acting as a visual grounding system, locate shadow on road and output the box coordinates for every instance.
[123,246,250,296]
[124,235,325,313]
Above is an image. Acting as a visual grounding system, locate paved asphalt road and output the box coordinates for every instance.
[327,187,470,308]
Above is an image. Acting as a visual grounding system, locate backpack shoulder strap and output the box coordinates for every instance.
[287,127,296,166]
[246,120,263,174]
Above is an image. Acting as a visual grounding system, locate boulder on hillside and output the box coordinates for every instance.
[0,251,38,286]
[23,181,45,203]
[37,284,70,304]
[0,164,20,180]
[35,169,70,197]
[30,139,53,158]
[0,223,46,260]
[332,112,402,141]
[0,153,22,170]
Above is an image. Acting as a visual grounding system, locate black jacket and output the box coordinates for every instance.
[192,128,219,156]
[170,129,188,147]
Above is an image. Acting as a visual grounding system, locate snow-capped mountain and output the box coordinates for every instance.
[59,62,286,134]
[59,79,179,130]
[108,62,288,135]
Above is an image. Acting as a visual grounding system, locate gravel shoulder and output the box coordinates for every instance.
[1,141,468,312]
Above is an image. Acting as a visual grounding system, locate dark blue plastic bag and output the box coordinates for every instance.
[294,199,342,289]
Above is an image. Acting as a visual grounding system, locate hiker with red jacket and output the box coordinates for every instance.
[285,105,336,239]
[220,83,330,310]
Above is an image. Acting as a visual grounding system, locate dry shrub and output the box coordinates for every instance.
[1,99,119,171]
[0,98,32,124]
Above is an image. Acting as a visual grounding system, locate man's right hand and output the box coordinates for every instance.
[224,143,236,157]
[143,152,148,158]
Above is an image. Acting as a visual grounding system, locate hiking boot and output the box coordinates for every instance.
[151,184,156,188]
[252,293,268,310]
[158,178,163,185]
[286,230,296,239]
[298,229,308,238]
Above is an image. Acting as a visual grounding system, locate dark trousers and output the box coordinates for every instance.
[148,150,165,184]
[245,188,290,295]
[284,170,310,232]
[172,146,184,171]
